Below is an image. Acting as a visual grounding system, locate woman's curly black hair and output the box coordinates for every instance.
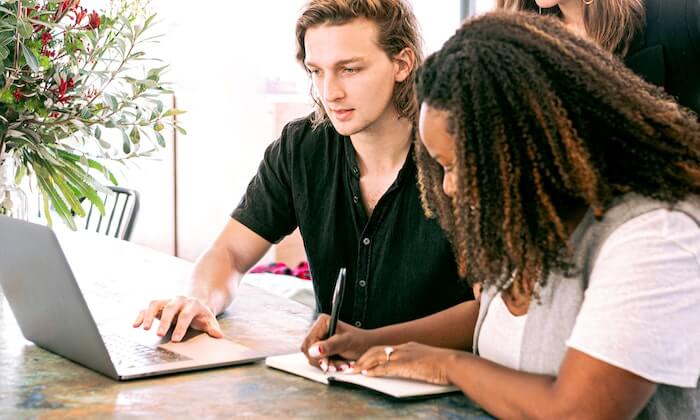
[415,10,700,295]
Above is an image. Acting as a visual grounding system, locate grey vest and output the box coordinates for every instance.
[473,194,700,419]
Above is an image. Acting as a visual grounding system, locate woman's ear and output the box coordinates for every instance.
[393,47,416,83]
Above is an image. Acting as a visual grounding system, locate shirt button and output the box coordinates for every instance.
[362,238,370,246]
[354,321,362,327]
[359,280,366,287]
[353,195,359,204]
[352,167,359,175]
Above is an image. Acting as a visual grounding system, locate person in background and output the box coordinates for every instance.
[133,0,472,347]
[498,0,700,116]
[302,11,700,419]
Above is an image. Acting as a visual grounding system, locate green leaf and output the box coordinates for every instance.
[104,93,118,110]
[175,125,187,135]
[16,19,32,39]
[94,126,102,139]
[154,130,165,147]
[162,108,186,118]
[153,121,164,132]
[0,44,8,60]
[129,127,140,144]
[21,44,40,73]
[40,189,54,227]
[14,162,26,184]
[121,130,131,154]
[51,171,87,218]
[38,54,50,69]
[53,150,116,194]
[57,164,106,216]
[143,14,156,31]
[0,89,13,104]
[35,168,77,230]
[84,159,118,186]
[146,65,167,81]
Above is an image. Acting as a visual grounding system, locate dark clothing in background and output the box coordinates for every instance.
[625,0,700,116]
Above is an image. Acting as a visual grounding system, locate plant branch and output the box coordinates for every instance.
[1,1,23,95]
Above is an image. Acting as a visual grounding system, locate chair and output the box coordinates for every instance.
[84,186,139,241]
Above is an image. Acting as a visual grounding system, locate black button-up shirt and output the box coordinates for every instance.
[232,116,473,329]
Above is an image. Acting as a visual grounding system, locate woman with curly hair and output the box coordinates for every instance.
[497,0,700,116]
[300,11,700,419]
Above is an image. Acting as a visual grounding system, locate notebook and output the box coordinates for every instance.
[265,352,460,399]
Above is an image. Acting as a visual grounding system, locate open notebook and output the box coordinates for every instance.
[266,352,459,399]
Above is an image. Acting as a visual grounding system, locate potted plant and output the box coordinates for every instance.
[0,0,184,228]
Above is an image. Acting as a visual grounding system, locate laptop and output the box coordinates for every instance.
[0,216,265,380]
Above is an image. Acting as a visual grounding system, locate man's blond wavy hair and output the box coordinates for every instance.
[295,0,423,127]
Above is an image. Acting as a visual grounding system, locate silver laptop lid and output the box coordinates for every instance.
[0,216,118,379]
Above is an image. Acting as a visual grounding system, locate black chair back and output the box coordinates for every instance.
[84,186,139,241]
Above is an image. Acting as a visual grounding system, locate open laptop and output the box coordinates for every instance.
[0,216,264,380]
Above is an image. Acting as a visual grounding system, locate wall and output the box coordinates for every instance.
[80,1,464,263]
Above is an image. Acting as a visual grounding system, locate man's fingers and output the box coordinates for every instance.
[132,310,145,327]
[157,299,184,336]
[170,301,198,342]
[207,317,224,338]
[142,299,166,330]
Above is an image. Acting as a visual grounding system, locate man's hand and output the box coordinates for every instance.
[132,296,224,342]
[300,314,374,372]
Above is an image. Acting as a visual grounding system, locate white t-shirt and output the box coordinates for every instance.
[478,209,700,388]
[478,291,528,370]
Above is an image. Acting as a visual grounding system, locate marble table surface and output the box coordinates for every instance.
[0,230,492,419]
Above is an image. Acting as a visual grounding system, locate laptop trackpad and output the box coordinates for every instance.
[158,331,260,362]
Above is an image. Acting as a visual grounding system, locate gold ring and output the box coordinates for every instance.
[384,346,394,363]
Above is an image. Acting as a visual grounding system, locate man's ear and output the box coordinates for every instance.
[393,47,416,83]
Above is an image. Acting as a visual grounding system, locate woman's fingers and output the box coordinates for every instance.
[355,345,388,373]
[301,314,330,356]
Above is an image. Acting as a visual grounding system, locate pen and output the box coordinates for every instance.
[327,267,346,338]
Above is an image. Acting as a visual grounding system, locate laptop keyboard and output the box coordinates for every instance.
[103,335,191,368]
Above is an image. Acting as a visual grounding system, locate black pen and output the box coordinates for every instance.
[327,267,346,338]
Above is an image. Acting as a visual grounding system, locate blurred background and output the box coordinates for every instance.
[76,0,496,264]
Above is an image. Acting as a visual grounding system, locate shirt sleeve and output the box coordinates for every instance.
[231,124,297,244]
[566,209,700,388]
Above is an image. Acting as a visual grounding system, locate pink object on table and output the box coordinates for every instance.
[250,262,311,280]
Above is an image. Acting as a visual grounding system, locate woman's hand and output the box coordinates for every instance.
[300,314,375,372]
[354,342,455,385]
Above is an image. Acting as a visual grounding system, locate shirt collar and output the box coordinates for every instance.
[343,135,416,183]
